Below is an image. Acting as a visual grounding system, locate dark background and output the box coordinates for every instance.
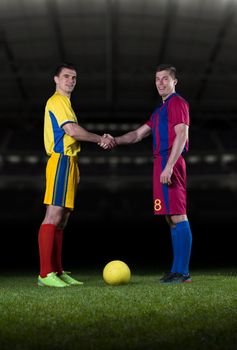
[0,0,236,272]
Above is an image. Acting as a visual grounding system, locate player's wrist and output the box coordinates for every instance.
[98,135,103,144]
[166,162,174,169]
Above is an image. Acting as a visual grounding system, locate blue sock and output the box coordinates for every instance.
[176,221,192,276]
[170,226,179,273]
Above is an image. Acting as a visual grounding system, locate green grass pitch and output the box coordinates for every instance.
[0,269,237,350]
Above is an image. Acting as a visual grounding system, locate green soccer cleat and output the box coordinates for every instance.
[58,271,84,286]
[38,272,68,288]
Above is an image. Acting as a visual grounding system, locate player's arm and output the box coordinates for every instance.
[115,124,151,145]
[63,122,115,147]
[160,123,189,185]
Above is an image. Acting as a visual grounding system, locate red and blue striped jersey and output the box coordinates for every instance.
[146,93,190,157]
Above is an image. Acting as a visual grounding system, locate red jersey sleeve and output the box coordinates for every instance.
[168,96,190,127]
[145,110,157,129]
[146,120,152,128]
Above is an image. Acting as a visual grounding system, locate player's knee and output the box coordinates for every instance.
[170,214,187,225]
[42,212,63,227]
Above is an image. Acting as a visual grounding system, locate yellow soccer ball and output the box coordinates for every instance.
[103,260,131,286]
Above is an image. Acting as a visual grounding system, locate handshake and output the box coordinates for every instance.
[98,134,117,149]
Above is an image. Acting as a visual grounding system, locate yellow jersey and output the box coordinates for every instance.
[44,92,81,156]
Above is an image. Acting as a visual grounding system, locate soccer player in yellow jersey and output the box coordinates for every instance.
[38,63,115,287]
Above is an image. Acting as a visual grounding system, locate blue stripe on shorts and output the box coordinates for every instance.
[53,155,70,206]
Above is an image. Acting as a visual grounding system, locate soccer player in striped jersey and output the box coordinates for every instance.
[102,64,192,284]
[38,63,115,287]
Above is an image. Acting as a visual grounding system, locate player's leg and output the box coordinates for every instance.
[171,215,192,276]
[55,210,84,286]
[38,205,65,276]
[160,215,179,283]
[165,215,179,274]
[38,205,68,287]
[53,209,71,275]
[39,152,66,277]
[39,154,81,286]
[161,156,192,283]
[165,214,192,283]
[160,214,192,283]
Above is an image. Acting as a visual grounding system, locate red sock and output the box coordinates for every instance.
[53,228,64,275]
[38,224,56,277]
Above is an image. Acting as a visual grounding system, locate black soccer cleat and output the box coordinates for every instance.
[159,272,177,283]
[160,272,192,284]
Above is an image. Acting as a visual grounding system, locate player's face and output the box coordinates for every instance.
[54,68,77,96]
[155,70,177,100]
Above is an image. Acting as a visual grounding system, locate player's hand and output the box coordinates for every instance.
[160,165,173,185]
[98,134,117,149]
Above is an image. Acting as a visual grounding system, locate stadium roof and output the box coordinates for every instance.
[0,0,237,125]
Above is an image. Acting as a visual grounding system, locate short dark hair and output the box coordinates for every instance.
[156,64,177,79]
[54,62,77,76]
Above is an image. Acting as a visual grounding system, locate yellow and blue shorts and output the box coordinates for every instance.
[44,153,80,210]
